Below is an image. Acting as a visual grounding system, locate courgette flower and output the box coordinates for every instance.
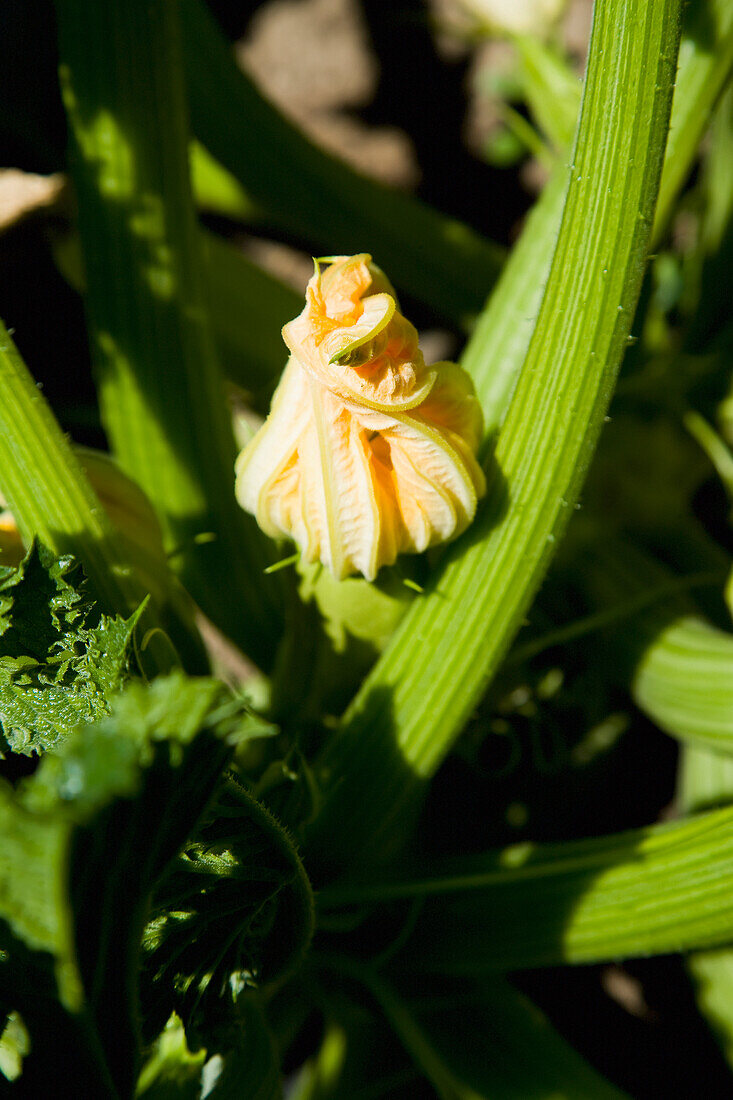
[235,254,485,580]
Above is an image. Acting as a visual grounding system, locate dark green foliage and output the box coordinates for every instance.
[1,671,231,1089]
[0,543,144,756]
[141,777,314,1048]
[0,556,312,1094]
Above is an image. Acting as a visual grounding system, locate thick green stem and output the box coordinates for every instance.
[54,0,283,672]
[306,0,683,873]
[0,323,128,614]
[0,322,176,674]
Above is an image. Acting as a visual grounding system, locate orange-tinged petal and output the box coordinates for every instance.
[235,255,486,581]
[303,382,383,580]
[416,362,485,455]
[282,255,435,413]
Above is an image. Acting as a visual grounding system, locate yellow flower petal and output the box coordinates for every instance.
[235,255,486,581]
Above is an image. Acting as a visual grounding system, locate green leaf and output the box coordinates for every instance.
[633,613,733,751]
[190,141,258,223]
[137,993,283,1100]
[0,542,87,661]
[0,1011,30,1083]
[0,321,203,676]
[306,0,684,872]
[319,806,733,972]
[136,1013,206,1099]
[141,778,314,1044]
[0,543,145,756]
[680,744,733,817]
[0,785,72,973]
[687,946,733,1068]
[1,672,237,1095]
[180,0,504,331]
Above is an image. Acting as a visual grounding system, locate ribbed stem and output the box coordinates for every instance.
[54,0,284,671]
[0,322,127,613]
[306,0,683,873]
[0,321,174,673]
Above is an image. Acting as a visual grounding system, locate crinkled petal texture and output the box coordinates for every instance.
[235,254,485,581]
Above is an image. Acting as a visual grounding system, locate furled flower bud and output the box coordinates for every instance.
[235,254,485,581]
